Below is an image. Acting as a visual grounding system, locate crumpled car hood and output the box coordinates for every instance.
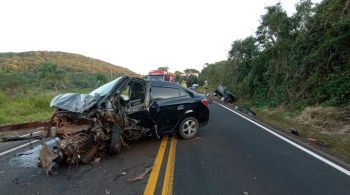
[50,93,97,113]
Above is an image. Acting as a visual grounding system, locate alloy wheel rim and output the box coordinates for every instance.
[183,119,197,136]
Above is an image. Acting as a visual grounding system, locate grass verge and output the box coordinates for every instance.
[252,107,350,163]
[0,92,53,125]
[0,88,90,125]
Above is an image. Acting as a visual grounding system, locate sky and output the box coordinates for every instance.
[0,0,320,75]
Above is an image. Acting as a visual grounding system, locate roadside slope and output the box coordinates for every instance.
[0,51,139,76]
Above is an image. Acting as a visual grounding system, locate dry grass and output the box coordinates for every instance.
[252,106,350,162]
[296,107,350,134]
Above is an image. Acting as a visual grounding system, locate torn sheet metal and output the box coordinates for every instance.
[38,76,153,174]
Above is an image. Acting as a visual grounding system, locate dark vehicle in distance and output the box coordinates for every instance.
[40,76,209,174]
[213,84,236,103]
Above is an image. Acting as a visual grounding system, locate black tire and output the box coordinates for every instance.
[108,124,122,155]
[179,117,199,139]
[224,97,232,103]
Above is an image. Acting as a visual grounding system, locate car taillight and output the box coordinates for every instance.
[201,98,209,106]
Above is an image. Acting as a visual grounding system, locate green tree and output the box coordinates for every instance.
[37,62,67,92]
[157,66,169,72]
[184,69,199,76]
[199,0,350,107]
[174,71,183,82]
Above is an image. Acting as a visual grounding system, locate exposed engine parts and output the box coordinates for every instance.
[39,107,150,174]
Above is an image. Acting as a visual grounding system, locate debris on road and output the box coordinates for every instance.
[1,135,42,142]
[105,189,111,195]
[127,167,152,183]
[234,106,256,117]
[16,152,34,156]
[290,128,299,136]
[94,157,101,163]
[316,139,329,147]
[39,143,59,175]
[307,138,329,147]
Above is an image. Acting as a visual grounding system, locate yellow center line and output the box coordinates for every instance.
[162,136,177,195]
[144,136,168,195]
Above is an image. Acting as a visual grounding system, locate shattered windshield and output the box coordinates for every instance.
[89,77,123,97]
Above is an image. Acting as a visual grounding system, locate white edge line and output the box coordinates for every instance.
[216,102,350,177]
[0,140,39,157]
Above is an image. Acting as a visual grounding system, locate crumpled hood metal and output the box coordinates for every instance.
[50,93,97,113]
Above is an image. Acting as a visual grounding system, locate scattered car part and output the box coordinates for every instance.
[1,135,42,142]
[290,128,299,136]
[234,106,257,117]
[127,167,152,183]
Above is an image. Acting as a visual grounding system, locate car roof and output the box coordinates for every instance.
[149,81,181,88]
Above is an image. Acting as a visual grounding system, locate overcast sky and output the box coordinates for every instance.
[0,0,320,75]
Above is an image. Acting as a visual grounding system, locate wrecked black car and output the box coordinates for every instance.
[213,85,236,103]
[40,76,209,173]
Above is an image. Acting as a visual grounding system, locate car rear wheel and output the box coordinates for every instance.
[108,124,122,155]
[179,117,199,139]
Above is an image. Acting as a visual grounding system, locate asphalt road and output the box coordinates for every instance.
[0,103,349,195]
[173,103,350,195]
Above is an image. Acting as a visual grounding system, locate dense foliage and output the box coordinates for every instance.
[200,0,350,108]
[174,69,199,87]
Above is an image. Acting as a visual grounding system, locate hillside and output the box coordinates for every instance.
[0,51,139,125]
[0,51,138,76]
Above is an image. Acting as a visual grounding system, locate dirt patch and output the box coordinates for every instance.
[296,107,350,134]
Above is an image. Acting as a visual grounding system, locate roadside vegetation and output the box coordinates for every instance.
[199,0,350,161]
[157,66,200,87]
[0,51,138,125]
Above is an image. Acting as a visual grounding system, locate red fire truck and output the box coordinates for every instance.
[146,70,176,82]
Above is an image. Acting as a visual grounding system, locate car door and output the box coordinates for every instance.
[150,86,191,134]
[116,79,154,129]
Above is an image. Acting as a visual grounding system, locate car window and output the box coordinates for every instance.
[151,87,180,99]
[120,85,130,101]
[130,81,145,102]
[179,88,188,97]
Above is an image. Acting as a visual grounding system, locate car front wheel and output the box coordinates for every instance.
[108,124,122,155]
[179,117,199,139]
